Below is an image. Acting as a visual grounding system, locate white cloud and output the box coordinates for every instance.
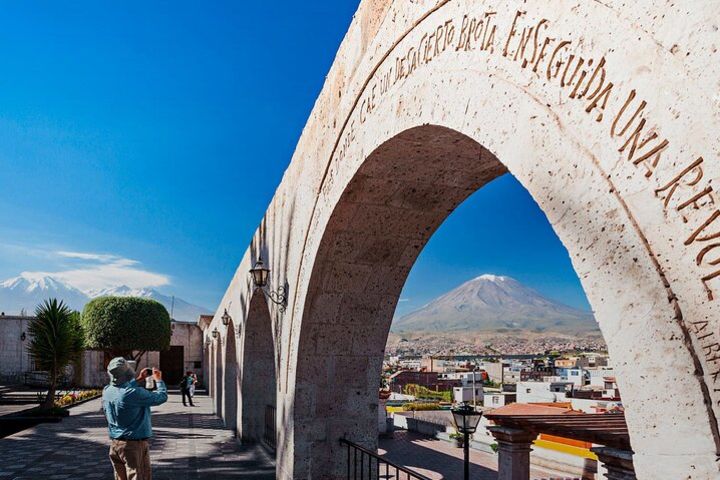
[398,298,410,303]
[21,250,170,293]
[56,251,121,262]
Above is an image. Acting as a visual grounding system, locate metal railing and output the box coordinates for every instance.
[264,404,276,450]
[340,438,431,480]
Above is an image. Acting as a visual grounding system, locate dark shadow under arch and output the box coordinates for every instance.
[242,291,277,446]
[223,321,239,432]
[214,339,223,418]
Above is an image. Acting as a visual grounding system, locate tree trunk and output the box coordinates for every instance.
[132,350,147,364]
[42,369,57,410]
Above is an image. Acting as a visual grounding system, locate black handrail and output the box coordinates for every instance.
[339,438,432,480]
[264,404,276,450]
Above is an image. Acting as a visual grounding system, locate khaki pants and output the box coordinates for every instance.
[109,439,152,480]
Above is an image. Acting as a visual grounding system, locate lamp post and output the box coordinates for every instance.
[20,331,26,374]
[471,366,476,408]
[452,402,483,480]
[221,309,231,326]
[250,256,287,312]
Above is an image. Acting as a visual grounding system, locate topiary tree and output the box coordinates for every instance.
[81,296,172,364]
[28,299,85,410]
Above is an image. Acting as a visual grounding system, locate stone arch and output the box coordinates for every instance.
[286,123,719,479]
[223,321,239,431]
[240,290,277,444]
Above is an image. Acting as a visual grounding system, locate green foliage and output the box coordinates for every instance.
[402,383,452,402]
[81,296,171,358]
[403,402,442,411]
[28,299,84,409]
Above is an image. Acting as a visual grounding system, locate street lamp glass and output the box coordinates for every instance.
[221,309,231,326]
[250,258,270,288]
[452,403,483,434]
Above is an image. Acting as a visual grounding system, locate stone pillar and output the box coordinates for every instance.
[590,447,636,480]
[378,396,388,436]
[488,426,537,480]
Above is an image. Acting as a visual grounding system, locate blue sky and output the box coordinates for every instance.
[0,1,590,313]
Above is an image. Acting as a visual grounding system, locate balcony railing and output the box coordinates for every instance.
[264,404,276,450]
[339,438,431,480]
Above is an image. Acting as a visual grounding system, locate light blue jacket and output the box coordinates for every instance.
[102,379,168,440]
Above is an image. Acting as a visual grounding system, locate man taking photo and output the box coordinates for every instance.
[102,357,168,480]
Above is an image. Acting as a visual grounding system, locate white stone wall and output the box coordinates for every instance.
[203,1,720,478]
[0,316,33,379]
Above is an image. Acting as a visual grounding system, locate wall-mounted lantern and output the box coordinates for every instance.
[20,332,26,341]
[211,327,219,339]
[250,256,287,312]
[221,309,232,326]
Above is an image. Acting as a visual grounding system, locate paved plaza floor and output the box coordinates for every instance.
[0,391,275,480]
[380,430,577,480]
[1,392,578,480]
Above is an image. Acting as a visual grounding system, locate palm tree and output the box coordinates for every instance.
[28,299,84,410]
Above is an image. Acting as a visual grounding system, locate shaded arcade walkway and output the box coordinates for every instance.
[0,391,275,480]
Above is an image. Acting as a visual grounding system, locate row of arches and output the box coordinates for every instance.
[204,1,720,478]
[207,291,277,449]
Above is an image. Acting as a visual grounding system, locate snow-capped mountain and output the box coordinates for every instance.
[0,275,89,314]
[392,274,598,334]
[0,275,209,322]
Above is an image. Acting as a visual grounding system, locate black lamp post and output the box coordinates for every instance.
[452,402,483,480]
[249,256,287,312]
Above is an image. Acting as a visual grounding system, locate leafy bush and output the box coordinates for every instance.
[403,402,442,411]
[403,383,452,402]
[81,296,171,361]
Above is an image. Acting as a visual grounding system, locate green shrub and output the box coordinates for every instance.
[402,383,452,402]
[81,296,171,361]
[403,402,442,411]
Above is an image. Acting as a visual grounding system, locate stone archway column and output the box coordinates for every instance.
[590,447,637,480]
[488,427,537,480]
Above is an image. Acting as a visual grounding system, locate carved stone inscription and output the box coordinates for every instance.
[331,7,718,302]
[321,5,720,406]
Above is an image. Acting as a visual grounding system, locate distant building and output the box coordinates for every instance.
[557,367,585,386]
[453,385,483,404]
[576,353,609,368]
[420,356,450,372]
[516,380,574,403]
[554,357,578,368]
[477,360,505,383]
[483,391,516,408]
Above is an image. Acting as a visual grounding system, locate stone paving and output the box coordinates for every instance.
[379,430,578,480]
[0,391,275,480]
